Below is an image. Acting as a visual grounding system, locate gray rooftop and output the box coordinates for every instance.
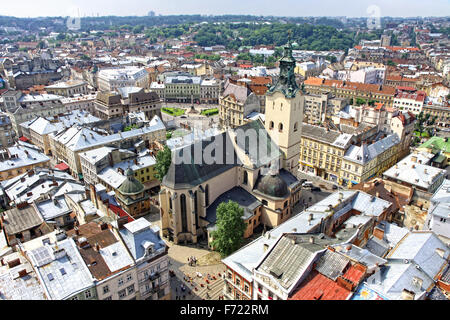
[205,186,261,225]
[28,238,94,300]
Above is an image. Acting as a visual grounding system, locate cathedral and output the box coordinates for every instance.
[159,40,305,245]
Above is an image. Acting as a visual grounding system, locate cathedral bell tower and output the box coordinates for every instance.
[265,34,304,174]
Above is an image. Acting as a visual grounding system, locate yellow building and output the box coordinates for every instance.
[299,124,352,184]
[0,144,50,181]
[219,81,260,129]
[340,134,401,187]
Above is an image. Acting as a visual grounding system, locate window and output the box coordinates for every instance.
[269,121,274,130]
[235,277,241,286]
[127,284,135,295]
[205,185,210,207]
[278,123,283,132]
[243,171,248,185]
[127,274,133,282]
[118,289,126,299]
[85,290,92,299]
[103,285,110,294]
[180,194,188,233]
[118,278,124,286]
[294,122,298,132]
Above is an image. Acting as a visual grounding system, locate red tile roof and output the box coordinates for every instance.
[342,265,365,284]
[304,77,396,95]
[239,64,253,69]
[109,204,134,223]
[55,162,70,171]
[289,271,352,300]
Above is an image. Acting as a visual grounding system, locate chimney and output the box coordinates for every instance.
[346,244,352,251]
[376,192,380,198]
[263,243,269,252]
[411,156,417,163]
[94,243,100,252]
[74,226,80,235]
[18,269,28,278]
[309,236,315,244]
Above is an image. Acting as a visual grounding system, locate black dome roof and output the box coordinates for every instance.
[256,174,289,199]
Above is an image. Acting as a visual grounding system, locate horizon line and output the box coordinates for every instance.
[1,14,449,19]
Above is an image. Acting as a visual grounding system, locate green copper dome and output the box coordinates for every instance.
[256,174,289,199]
[118,169,144,196]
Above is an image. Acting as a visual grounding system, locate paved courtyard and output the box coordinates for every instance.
[143,212,226,300]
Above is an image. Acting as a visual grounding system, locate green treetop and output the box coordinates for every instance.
[154,145,172,182]
[211,201,247,258]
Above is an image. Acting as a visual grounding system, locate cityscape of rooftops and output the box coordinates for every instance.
[0,0,449,314]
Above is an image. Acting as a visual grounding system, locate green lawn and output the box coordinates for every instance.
[414,131,430,138]
[201,108,219,117]
[162,107,186,117]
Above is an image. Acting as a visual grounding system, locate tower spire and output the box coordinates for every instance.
[267,31,299,98]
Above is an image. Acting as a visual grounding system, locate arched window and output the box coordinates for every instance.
[279,123,284,132]
[193,191,199,229]
[169,193,172,210]
[180,194,188,233]
[205,185,210,207]
[269,121,274,130]
[294,122,298,132]
[243,171,248,185]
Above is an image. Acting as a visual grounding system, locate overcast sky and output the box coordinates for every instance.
[1,0,449,18]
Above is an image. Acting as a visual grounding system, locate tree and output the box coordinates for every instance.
[37,41,46,49]
[387,60,396,67]
[154,145,172,182]
[211,201,247,257]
